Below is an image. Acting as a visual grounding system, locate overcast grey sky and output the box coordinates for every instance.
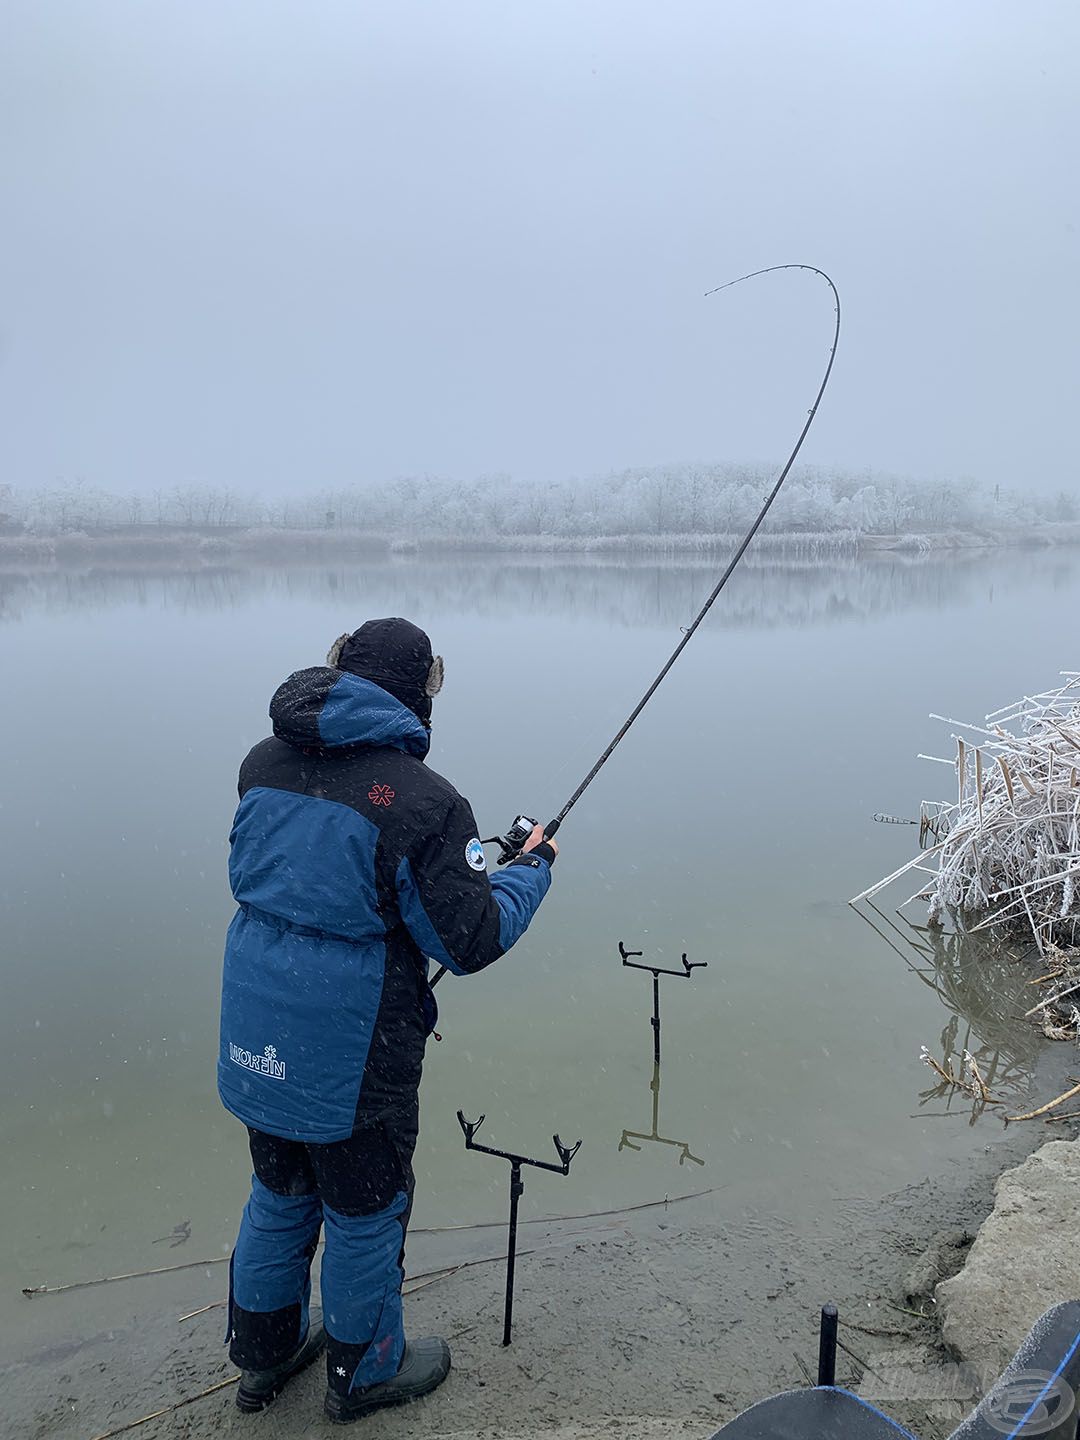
[1,1,1077,495]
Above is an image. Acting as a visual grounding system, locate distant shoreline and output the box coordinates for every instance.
[2,521,1079,568]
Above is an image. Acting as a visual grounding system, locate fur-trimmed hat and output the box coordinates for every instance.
[326,618,443,726]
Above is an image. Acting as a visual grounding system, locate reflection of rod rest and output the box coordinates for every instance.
[619,1129,705,1166]
[618,1062,704,1167]
[456,1110,581,1346]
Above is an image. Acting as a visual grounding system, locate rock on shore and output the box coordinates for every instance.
[936,1139,1080,1374]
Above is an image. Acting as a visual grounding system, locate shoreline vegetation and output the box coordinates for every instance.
[856,674,1080,1045]
[3,521,1080,568]
[2,465,1078,566]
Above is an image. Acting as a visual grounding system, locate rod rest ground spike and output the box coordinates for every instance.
[455,1111,581,1346]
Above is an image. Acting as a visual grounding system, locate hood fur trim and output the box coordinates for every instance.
[326,633,350,668]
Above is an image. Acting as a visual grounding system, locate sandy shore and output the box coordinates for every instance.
[8,1108,1072,1440]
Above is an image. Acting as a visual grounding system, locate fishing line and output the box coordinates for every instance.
[431,264,840,989]
[543,263,841,842]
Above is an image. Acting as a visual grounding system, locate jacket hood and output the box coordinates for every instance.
[269,667,431,758]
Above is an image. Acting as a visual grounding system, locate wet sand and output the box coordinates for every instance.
[6,1117,1065,1440]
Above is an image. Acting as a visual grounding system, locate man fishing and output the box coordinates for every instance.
[216,617,558,1423]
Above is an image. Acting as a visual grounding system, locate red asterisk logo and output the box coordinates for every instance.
[368,783,395,808]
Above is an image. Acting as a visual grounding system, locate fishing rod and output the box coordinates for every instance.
[543,264,840,839]
[432,264,840,987]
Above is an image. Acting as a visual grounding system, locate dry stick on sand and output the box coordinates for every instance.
[410,1185,717,1235]
[128,1253,543,1438]
[24,1187,716,1298]
[177,1250,536,1323]
[1005,1081,1080,1124]
[87,1375,239,1440]
[22,1254,231,1296]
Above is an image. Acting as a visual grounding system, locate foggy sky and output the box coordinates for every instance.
[1,1,1077,496]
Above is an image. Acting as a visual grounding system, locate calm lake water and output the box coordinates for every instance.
[2,549,1076,1324]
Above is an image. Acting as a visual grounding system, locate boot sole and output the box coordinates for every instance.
[236,1333,326,1412]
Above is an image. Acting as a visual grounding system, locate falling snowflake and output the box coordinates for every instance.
[264,1045,277,1060]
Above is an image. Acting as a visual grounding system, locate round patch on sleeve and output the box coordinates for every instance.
[465,838,487,872]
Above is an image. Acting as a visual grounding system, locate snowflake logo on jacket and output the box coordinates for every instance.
[368,784,395,808]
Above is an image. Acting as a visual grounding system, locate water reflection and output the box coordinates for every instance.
[855,902,1041,1122]
[619,1061,704,1168]
[5,539,1079,1349]
[3,547,1078,626]
[616,942,707,1167]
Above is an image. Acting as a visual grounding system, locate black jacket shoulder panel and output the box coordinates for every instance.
[237,737,472,872]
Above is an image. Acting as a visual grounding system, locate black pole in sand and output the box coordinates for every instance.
[456,1111,581,1347]
[817,1304,839,1386]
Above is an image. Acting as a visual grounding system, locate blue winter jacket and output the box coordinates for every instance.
[217,666,552,1142]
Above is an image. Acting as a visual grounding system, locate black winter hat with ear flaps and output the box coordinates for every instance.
[327,617,444,727]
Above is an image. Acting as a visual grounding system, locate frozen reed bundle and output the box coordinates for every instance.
[854,673,1080,1032]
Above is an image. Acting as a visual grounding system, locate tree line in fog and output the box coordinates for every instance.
[2,465,1076,539]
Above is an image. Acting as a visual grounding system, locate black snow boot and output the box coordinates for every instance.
[323,1337,451,1424]
[235,1320,327,1413]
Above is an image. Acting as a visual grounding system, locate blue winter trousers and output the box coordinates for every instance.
[227,1107,417,1397]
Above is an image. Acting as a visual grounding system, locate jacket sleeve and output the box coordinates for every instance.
[394,794,552,976]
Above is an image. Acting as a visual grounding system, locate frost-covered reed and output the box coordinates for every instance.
[855,673,1080,1033]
